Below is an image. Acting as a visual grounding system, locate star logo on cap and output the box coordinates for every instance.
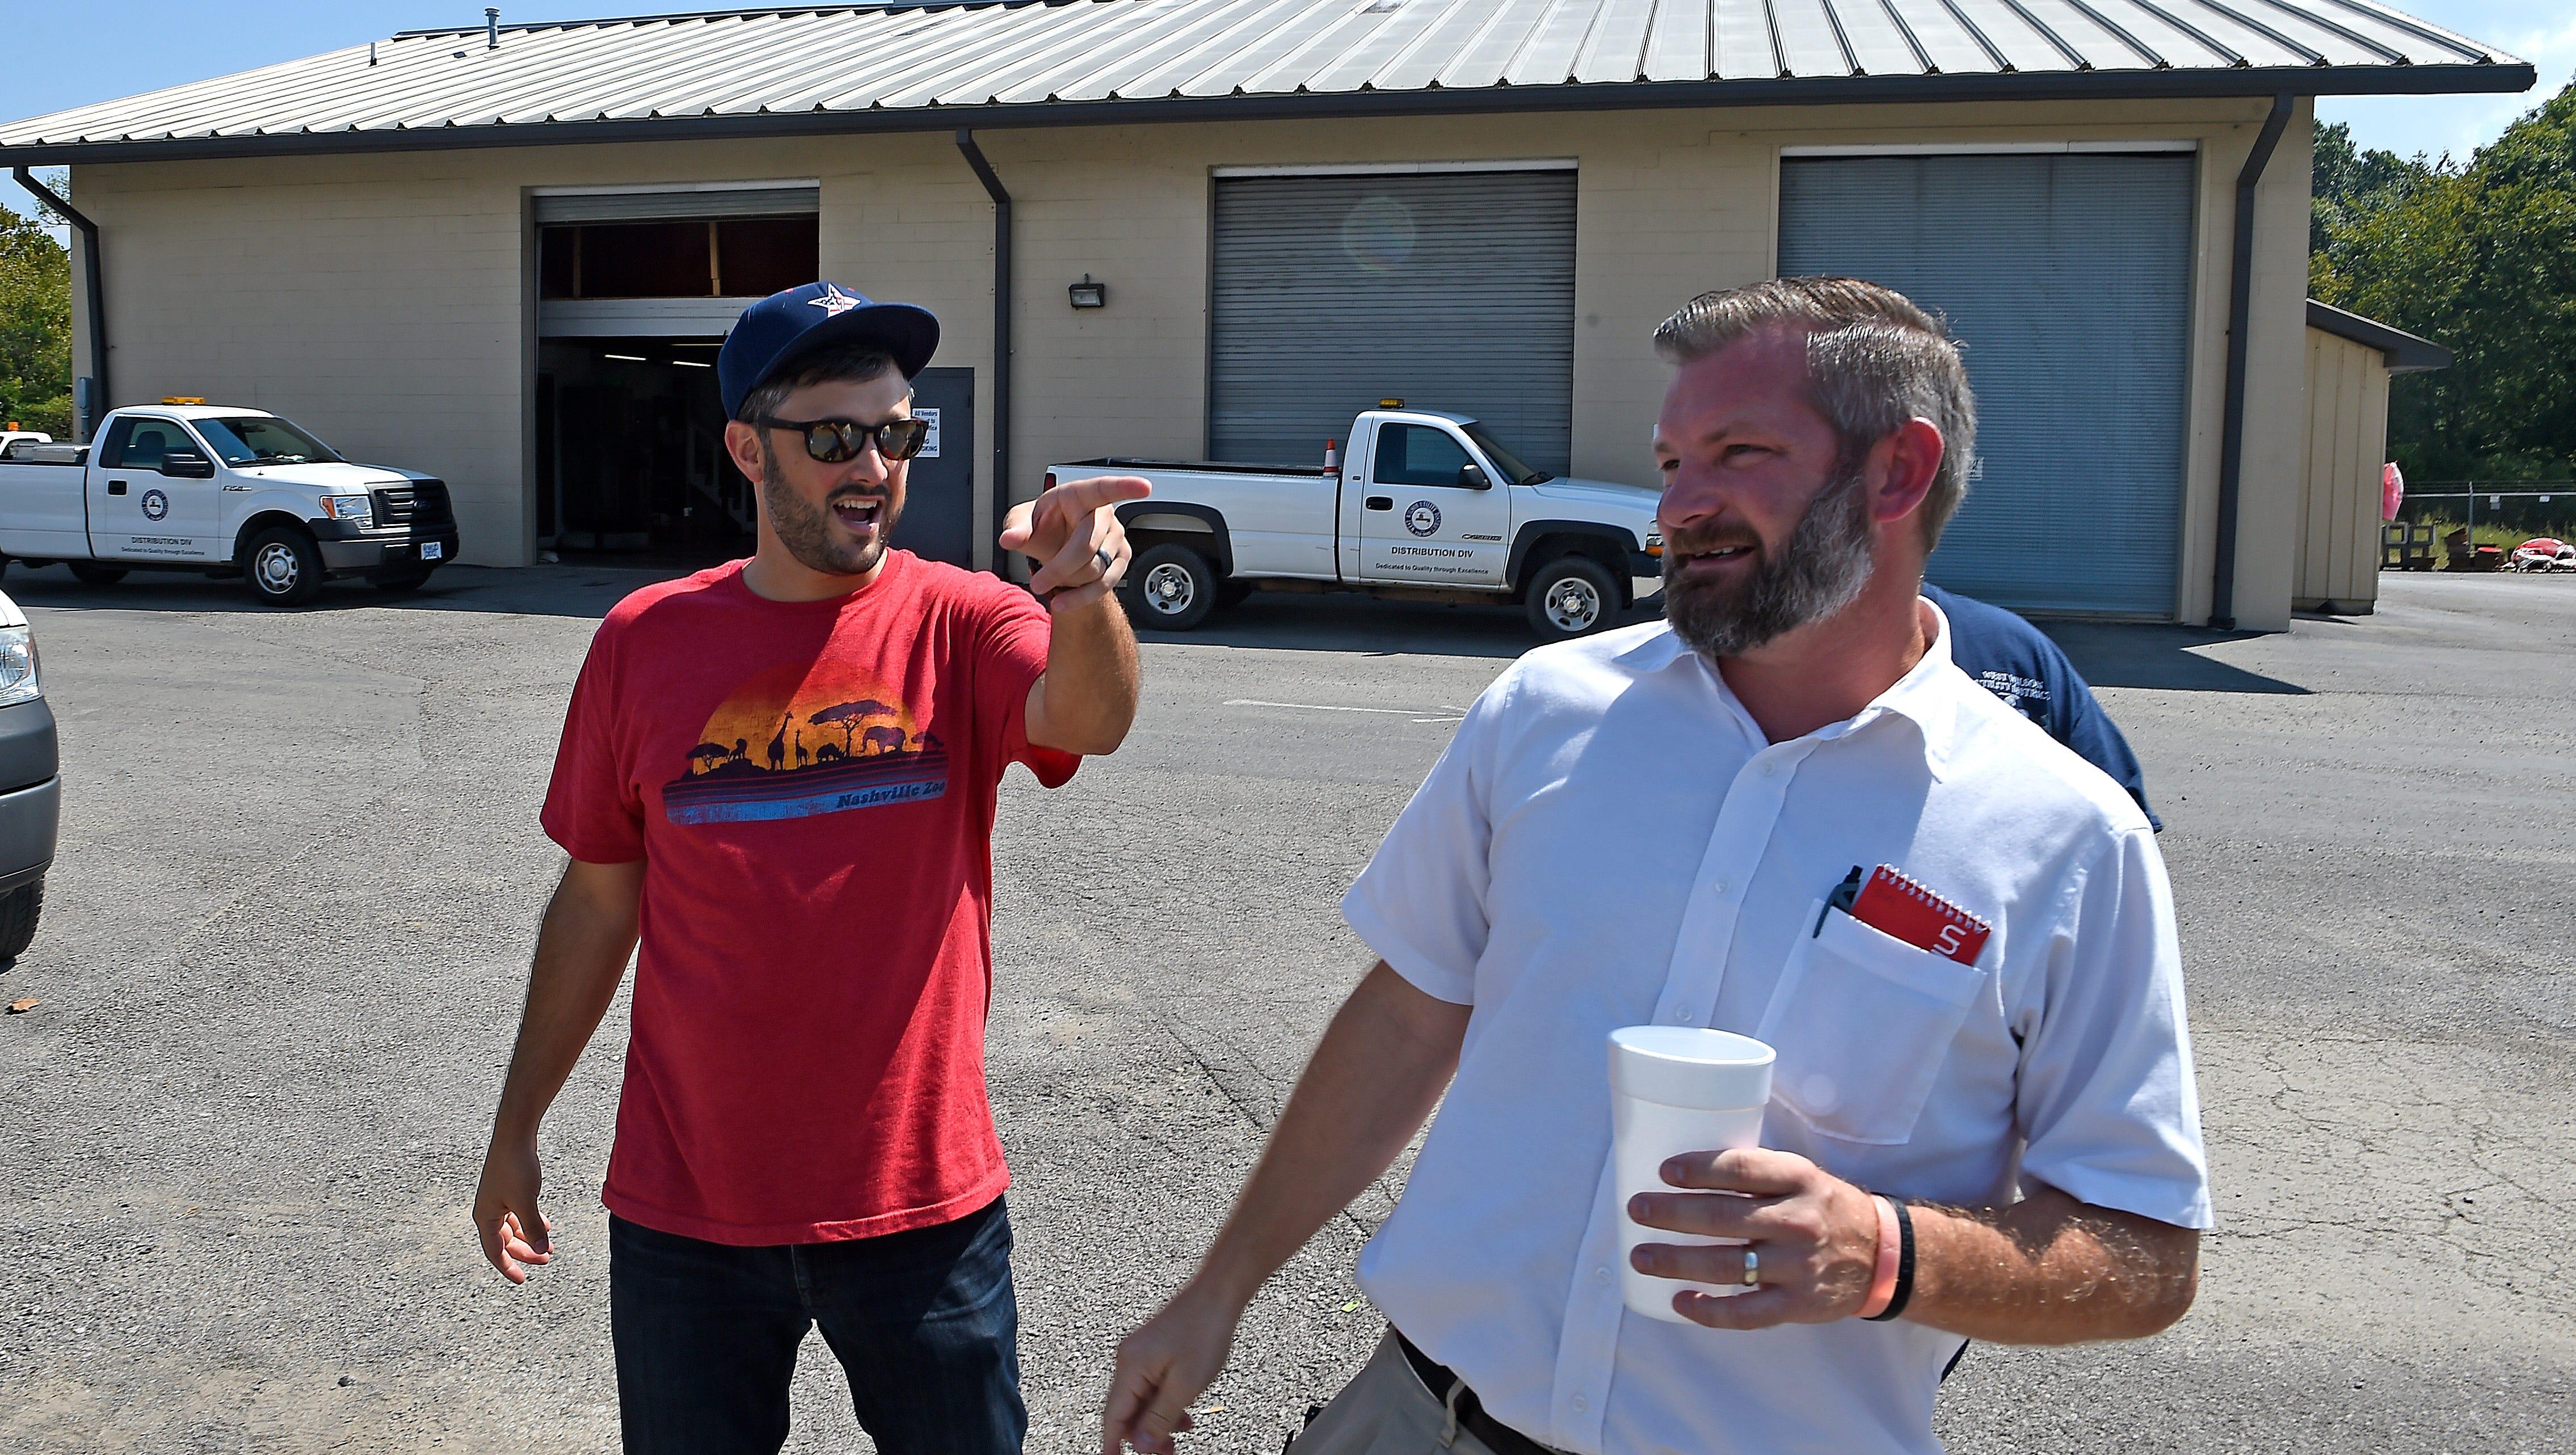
[807,284,861,317]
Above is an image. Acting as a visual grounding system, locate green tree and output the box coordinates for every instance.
[2311,82,2576,482]
[2309,119,2440,264]
[0,187,72,438]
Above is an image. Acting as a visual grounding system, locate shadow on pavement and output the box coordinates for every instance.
[2,558,2324,697]
[1140,587,1666,660]
[2039,620,2310,695]
[0,562,678,622]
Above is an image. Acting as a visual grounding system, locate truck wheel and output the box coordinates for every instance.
[1126,544,1216,631]
[373,567,436,594]
[68,563,128,587]
[0,877,42,963]
[1525,555,1619,642]
[245,527,324,608]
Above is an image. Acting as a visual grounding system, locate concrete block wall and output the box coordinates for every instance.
[73,155,528,564]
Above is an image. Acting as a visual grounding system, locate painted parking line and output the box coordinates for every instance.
[1224,698,1466,724]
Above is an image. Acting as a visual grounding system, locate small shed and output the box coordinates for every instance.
[2298,300,2452,614]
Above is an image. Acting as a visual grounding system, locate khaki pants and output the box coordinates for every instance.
[1286,1331,1510,1455]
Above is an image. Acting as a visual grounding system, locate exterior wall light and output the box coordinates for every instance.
[1067,274,1107,309]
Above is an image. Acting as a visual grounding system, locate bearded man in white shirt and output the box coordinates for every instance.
[1101,276,2210,1455]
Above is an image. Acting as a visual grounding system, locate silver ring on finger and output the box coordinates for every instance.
[1094,545,1116,576]
[1741,1247,1760,1287]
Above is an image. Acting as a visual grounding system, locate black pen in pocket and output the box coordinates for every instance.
[1815,865,1864,938]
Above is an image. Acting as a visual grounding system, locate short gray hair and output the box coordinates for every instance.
[735,344,903,424]
[1653,277,1977,544]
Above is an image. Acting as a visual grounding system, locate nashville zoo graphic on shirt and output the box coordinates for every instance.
[661,660,948,826]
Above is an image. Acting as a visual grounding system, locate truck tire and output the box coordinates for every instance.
[0,878,41,963]
[68,563,128,587]
[245,526,325,608]
[1126,543,1217,631]
[1525,555,1619,642]
[373,566,436,594]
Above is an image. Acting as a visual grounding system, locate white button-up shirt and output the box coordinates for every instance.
[1341,605,2209,1455]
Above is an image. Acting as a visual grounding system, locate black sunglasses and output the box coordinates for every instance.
[754,414,931,464]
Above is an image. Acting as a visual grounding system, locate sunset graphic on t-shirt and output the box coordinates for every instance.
[663,660,948,825]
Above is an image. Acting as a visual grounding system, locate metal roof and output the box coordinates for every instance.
[2308,298,2452,373]
[0,0,2532,165]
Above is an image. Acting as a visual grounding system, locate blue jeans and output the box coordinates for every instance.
[609,1196,1025,1455]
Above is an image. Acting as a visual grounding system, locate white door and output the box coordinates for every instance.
[89,416,222,562]
[1357,421,1509,587]
[0,460,91,558]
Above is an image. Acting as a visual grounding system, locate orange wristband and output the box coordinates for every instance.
[1858,1195,1901,1319]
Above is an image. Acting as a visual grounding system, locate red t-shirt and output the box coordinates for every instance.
[541,551,1077,1246]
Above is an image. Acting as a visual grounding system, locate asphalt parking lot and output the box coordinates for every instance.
[0,563,2569,1454]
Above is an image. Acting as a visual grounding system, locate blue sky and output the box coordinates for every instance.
[3,0,2570,225]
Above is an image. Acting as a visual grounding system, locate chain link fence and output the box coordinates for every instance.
[2393,487,2576,544]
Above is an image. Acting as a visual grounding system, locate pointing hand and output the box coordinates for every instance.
[1003,475,1152,610]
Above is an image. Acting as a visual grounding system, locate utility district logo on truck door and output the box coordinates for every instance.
[661,660,946,826]
[140,489,169,521]
[1404,501,1442,537]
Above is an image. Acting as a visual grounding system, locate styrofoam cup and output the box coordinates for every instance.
[1608,1026,1775,1323]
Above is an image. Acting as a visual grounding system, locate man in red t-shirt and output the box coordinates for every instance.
[472,281,1146,1454]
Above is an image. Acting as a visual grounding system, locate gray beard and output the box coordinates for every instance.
[760,438,899,579]
[1664,455,1878,661]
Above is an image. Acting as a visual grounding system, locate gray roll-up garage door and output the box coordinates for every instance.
[1778,154,2195,618]
[1211,169,1576,473]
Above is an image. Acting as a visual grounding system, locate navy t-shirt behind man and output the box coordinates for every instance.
[1924,582,2161,830]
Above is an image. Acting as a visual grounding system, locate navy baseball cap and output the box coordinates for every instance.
[718,282,940,419]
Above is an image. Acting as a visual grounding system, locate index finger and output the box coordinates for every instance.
[1660,1147,1815,1196]
[1046,474,1154,514]
[1100,1368,1148,1455]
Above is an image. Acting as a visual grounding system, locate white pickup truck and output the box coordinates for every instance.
[0,403,460,607]
[1049,407,1663,641]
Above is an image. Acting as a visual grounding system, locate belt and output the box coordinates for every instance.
[1395,1330,1564,1455]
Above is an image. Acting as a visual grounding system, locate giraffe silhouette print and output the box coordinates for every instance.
[663,660,947,826]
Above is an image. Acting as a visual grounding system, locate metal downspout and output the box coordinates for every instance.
[13,167,107,441]
[954,130,1012,576]
[2211,94,2293,630]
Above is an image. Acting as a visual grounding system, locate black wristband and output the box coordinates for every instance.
[1863,1199,1916,1322]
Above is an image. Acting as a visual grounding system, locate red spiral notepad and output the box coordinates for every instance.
[1849,866,1991,965]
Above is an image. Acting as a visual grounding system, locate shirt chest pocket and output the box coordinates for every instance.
[1753,901,1992,1146]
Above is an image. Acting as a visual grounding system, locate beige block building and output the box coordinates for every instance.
[2296,301,2452,614]
[0,1,2532,629]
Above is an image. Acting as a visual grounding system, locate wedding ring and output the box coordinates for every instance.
[1741,1249,1760,1287]
[1094,545,1116,576]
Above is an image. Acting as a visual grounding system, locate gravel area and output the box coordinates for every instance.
[0,563,2566,1453]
